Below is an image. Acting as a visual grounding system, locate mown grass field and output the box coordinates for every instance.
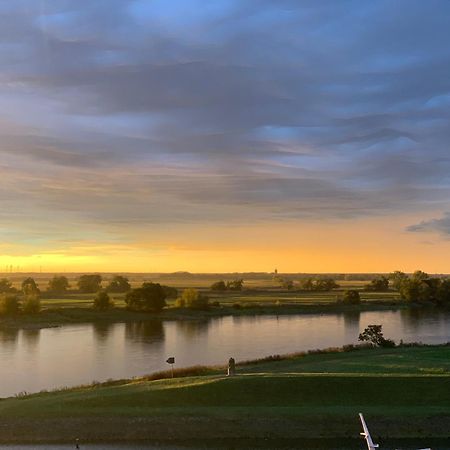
[0,346,449,445]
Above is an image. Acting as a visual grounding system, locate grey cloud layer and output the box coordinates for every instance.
[1,0,450,247]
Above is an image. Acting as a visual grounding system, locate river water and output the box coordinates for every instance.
[1,308,450,398]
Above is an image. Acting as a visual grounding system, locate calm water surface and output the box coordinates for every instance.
[1,309,450,398]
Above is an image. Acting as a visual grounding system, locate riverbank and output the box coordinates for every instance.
[0,301,408,329]
[0,345,449,444]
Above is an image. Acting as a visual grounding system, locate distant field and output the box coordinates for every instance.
[3,273,400,310]
[38,289,400,310]
[1,272,390,290]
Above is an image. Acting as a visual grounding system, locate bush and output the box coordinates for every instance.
[226,279,244,291]
[177,288,209,310]
[0,278,16,294]
[22,296,41,314]
[298,277,339,291]
[0,295,21,315]
[93,291,114,311]
[22,278,40,296]
[341,290,361,304]
[211,281,227,291]
[364,276,390,292]
[125,283,166,312]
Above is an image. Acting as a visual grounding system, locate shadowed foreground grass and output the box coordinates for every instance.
[0,346,449,443]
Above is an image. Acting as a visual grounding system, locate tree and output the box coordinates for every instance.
[177,288,209,309]
[358,324,395,348]
[0,278,16,294]
[93,291,114,311]
[47,275,70,293]
[161,285,178,299]
[341,290,361,304]
[125,282,166,312]
[106,275,131,293]
[364,276,389,292]
[77,274,102,293]
[412,270,429,282]
[211,281,227,291]
[389,271,408,291]
[0,295,21,315]
[22,278,40,296]
[437,279,450,305]
[226,279,243,291]
[398,275,437,303]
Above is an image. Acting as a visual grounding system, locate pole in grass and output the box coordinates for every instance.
[166,356,175,378]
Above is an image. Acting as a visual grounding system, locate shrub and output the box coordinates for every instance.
[22,296,41,314]
[211,281,227,291]
[226,279,244,291]
[0,295,21,315]
[298,277,339,291]
[364,276,390,292]
[93,291,114,311]
[22,278,40,296]
[178,288,209,310]
[0,278,16,294]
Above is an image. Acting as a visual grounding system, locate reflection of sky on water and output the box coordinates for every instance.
[1,309,450,397]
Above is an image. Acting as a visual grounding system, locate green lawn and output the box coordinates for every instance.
[1,346,449,443]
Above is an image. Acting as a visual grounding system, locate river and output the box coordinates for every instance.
[1,308,450,398]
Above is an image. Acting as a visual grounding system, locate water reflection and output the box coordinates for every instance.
[174,319,210,339]
[0,327,19,350]
[125,321,165,343]
[93,322,114,343]
[342,311,360,328]
[21,328,40,350]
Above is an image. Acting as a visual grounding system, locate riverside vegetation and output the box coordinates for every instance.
[0,270,449,328]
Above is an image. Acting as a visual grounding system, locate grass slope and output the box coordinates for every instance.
[0,346,449,443]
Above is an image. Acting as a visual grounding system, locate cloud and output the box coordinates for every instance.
[1,0,450,253]
[407,213,450,236]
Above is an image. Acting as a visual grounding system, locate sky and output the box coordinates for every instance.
[1,0,450,273]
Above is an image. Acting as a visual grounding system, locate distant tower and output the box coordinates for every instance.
[274,268,278,275]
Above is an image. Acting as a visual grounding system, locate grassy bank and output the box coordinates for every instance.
[0,300,407,329]
[1,345,449,444]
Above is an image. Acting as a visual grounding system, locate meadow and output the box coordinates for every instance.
[0,345,448,444]
[0,272,404,328]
